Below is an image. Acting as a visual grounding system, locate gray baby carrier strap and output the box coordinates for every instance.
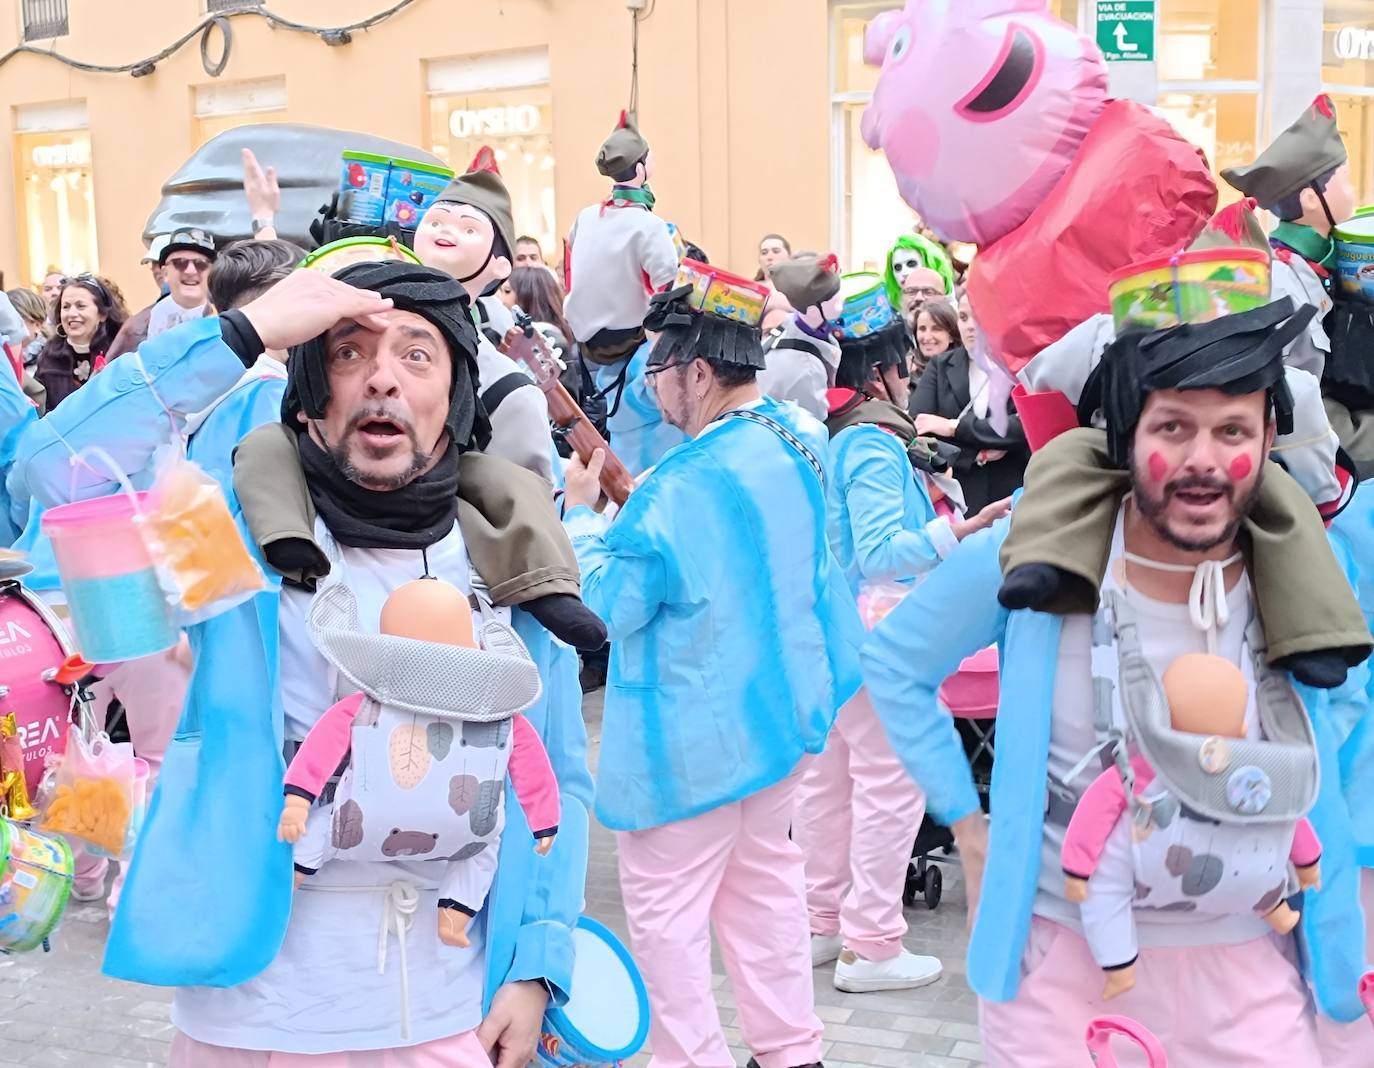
[1101,589,1318,826]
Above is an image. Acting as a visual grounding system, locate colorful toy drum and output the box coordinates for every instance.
[1334,211,1374,305]
[42,494,178,664]
[1085,1015,1168,1067]
[536,916,650,1067]
[1108,249,1271,334]
[300,237,422,276]
[338,151,392,226]
[836,273,897,340]
[0,819,72,953]
[0,584,80,796]
[674,259,769,327]
[384,157,453,229]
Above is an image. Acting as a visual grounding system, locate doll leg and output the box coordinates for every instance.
[1077,841,1140,999]
[291,803,330,889]
[436,835,501,948]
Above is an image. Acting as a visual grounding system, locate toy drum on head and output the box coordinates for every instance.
[535,916,650,1067]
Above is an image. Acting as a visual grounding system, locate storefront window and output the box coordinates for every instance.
[1156,91,1260,200]
[1158,0,1261,82]
[1324,2,1374,206]
[841,103,915,273]
[426,86,555,260]
[16,128,99,286]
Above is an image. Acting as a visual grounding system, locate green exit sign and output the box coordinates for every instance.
[1096,0,1156,63]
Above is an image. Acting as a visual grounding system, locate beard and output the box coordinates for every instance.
[331,408,433,491]
[1130,460,1261,552]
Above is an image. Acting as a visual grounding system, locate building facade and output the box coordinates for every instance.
[0,0,1367,300]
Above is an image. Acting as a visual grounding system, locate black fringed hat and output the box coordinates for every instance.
[1083,297,1315,467]
[836,320,913,391]
[644,284,766,370]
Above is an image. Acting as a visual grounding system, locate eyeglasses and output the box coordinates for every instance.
[905,286,943,300]
[166,256,210,274]
[642,361,683,391]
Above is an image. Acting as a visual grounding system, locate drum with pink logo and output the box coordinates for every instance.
[1086,1016,1167,1068]
[0,582,81,796]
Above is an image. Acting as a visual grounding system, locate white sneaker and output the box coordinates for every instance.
[833,947,943,992]
[811,933,843,967]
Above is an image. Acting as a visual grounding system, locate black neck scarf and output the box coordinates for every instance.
[298,433,459,550]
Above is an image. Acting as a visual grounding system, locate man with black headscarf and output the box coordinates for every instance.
[78,262,594,1067]
[860,299,1369,1066]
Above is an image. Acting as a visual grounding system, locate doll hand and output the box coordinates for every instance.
[1064,875,1090,903]
[534,834,556,856]
[438,908,472,948]
[277,795,310,843]
[1297,862,1322,892]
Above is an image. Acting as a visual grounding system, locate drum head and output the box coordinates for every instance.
[545,916,650,1061]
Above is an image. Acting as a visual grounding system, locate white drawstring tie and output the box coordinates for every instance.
[1124,552,1242,655]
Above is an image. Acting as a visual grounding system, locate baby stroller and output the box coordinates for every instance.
[904,646,998,909]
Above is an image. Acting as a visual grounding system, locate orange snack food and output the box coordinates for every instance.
[40,778,131,855]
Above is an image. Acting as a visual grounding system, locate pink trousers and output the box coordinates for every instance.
[794,688,926,960]
[616,770,822,1068]
[980,916,1324,1067]
[168,1029,488,1066]
[71,644,189,905]
[1314,869,1374,1068]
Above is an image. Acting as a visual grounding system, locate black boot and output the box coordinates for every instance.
[997,563,1066,610]
[523,593,608,652]
[746,1061,823,1068]
[1273,649,1350,689]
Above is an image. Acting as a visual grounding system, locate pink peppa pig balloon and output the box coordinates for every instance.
[861,0,1109,247]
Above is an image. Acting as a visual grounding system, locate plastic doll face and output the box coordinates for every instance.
[1130,388,1272,553]
[1162,653,1248,737]
[860,0,1109,245]
[1321,162,1356,228]
[415,203,510,292]
[379,579,476,647]
[310,309,453,492]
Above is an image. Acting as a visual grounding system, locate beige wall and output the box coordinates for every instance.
[0,0,832,299]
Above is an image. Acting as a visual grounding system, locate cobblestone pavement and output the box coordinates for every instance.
[0,692,984,1068]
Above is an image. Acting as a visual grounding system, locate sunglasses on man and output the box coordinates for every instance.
[166,256,211,274]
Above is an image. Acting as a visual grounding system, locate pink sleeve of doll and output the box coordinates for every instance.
[509,712,561,839]
[283,692,366,802]
[1290,817,1322,869]
[1061,766,1130,880]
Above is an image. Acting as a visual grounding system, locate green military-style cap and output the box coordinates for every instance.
[437,146,516,258]
[597,110,651,179]
[1221,95,1347,209]
[770,253,842,313]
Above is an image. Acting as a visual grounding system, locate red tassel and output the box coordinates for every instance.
[468,146,500,175]
[820,253,839,274]
[618,109,629,129]
[1314,94,1335,119]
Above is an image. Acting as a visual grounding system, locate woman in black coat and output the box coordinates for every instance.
[908,288,1028,513]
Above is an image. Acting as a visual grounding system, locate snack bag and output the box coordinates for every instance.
[38,725,145,857]
[138,450,266,618]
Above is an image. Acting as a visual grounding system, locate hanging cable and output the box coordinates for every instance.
[0,0,423,78]
[627,0,655,117]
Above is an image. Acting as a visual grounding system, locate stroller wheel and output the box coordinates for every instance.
[923,865,942,910]
[903,866,921,908]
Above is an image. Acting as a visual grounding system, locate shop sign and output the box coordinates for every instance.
[1332,25,1374,62]
[1095,0,1155,63]
[449,104,541,139]
[30,141,90,168]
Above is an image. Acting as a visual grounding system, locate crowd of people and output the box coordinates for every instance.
[0,11,1371,1068]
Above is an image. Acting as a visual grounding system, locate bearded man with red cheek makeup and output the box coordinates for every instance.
[860,302,1372,1066]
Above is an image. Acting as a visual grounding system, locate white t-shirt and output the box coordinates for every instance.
[172,519,488,1054]
[1034,534,1271,950]
[147,295,208,340]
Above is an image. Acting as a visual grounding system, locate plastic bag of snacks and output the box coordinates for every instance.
[138,449,266,621]
[38,722,147,858]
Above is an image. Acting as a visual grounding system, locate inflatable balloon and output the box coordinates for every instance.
[862,0,1108,247]
[862,1,1218,376]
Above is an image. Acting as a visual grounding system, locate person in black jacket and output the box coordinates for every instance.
[908,287,1028,512]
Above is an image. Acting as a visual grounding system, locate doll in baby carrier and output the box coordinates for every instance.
[1062,646,1322,1000]
[277,578,560,949]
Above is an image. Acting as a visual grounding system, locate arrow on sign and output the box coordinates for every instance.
[1113,22,1138,52]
